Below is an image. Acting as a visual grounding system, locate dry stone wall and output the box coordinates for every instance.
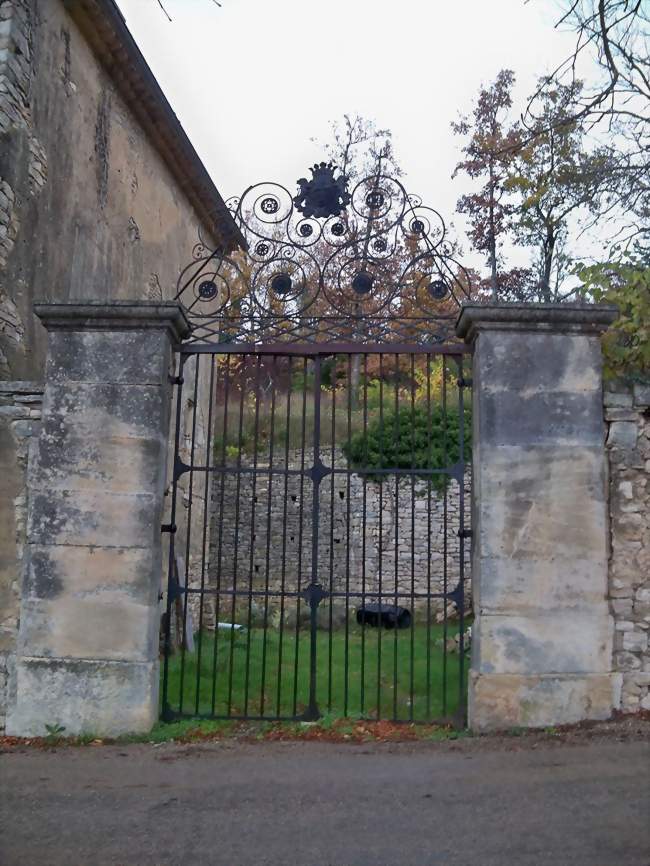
[605,382,650,713]
[205,448,471,626]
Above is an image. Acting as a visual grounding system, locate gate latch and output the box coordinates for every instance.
[457,528,473,539]
[457,377,473,389]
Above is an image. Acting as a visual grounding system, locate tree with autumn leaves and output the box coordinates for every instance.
[452,72,615,303]
[453,1,648,378]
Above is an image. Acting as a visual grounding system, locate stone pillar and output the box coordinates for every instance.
[6,301,189,737]
[456,303,619,731]
[0,383,44,729]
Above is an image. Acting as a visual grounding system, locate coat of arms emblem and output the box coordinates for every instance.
[293,162,351,220]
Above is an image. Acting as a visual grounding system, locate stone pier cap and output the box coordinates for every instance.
[34,300,191,342]
[456,302,618,343]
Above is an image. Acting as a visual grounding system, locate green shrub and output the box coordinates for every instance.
[343,403,471,486]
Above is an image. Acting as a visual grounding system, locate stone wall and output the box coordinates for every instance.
[0,0,217,381]
[6,303,185,737]
[0,1,227,727]
[605,382,650,713]
[0,381,42,727]
[204,448,471,625]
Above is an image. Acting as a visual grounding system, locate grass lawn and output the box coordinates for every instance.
[162,622,468,724]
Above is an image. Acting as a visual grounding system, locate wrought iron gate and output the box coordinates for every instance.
[161,342,471,725]
[161,160,474,725]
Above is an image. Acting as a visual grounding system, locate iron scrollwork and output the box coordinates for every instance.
[175,163,472,344]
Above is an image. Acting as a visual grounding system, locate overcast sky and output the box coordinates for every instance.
[115,0,596,266]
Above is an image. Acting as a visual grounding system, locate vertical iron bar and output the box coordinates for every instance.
[276,356,293,717]
[178,355,200,715]
[260,356,278,716]
[425,354,433,721]
[305,355,323,721]
[457,356,467,727]
[360,353,368,717]
[376,353,384,719]
[442,357,449,717]
[194,354,216,715]
[327,358,336,713]
[344,353,352,717]
[243,355,262,716]
[292,357,309,717]
[392,353,400,721]
[161,355,185,720]
[409,353,416,721]
[227,354,248,716]
[210,353,231,716]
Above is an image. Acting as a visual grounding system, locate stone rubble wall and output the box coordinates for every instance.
[204,448,471,627]
[605,382,650,713]
[0,381,42,728]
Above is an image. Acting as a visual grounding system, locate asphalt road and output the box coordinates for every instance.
[1,737,649,866]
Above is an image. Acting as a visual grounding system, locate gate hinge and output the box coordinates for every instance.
[168,374,184,386]
[161,523,177,534]
[168,579,185,602]
[457,528,473,539]
[457,377,473,389]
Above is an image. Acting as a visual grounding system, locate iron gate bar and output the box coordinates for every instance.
[210,353,230,715]
[162,344,471,726]
[457,355,468,726]
[181,342,472,356]
[442,356,449,716]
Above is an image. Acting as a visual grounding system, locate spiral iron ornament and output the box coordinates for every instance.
[175,162,472,344]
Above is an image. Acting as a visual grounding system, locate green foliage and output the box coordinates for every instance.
[44,722,66,743]
[163,623,467,722]
[343,404,471,486]
[579,259,650,381]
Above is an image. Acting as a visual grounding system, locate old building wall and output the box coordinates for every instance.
[0,0,216,380]
[605,382,650,713]
[1,0,226,728]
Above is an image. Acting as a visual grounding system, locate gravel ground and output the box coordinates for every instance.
[1,716,649,866]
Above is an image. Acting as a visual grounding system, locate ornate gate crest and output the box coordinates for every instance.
[175,164,472,344]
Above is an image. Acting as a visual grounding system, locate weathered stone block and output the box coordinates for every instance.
[469,672,618,730]
[31,383,168,495]
[632,383,650,407]
[622,631,648,653]
[605,408,638,422]
[478,445,607,560]
[476,554,608,614]
[44,322,173,387]
[28,489,158,548]
[614,651,642,670]
[23,544,159,603]
[6,657,158,737]
[604,389,633,408]
[17,593,158,664]
[473,610,612,675]
[607,422,638,450]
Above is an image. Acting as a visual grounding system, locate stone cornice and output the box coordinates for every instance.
[455,303,619,344]
[34,301,191,344]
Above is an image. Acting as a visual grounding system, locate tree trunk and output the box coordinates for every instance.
[540,226,555,303]
[488,159,499,302]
